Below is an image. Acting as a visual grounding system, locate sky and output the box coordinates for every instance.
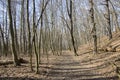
[0,0,120,29]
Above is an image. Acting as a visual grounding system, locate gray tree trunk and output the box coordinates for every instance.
[89,0,97,54]
[7,0,20,66]
[105,0,112,40]
[26,0,33,71]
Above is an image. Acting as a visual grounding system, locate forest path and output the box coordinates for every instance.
[45,50,119,80]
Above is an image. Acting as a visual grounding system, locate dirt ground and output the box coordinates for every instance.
[0,49,120,80]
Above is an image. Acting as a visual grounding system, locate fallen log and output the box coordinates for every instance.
[0,58,29,66]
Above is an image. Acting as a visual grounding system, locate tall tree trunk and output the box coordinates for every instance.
[89,0,97,53]
[109,1,120,32]
[0,25,6,56]
[33,0,39,74]
[1,1,7,56]
[7,0,20,66]
[5,10,9,56]
[20,0,24,54]
[20,0,27,54]
[105,0,112,40]
[26,0,33,71]
[13,4,19,56]
[66,0,78,56]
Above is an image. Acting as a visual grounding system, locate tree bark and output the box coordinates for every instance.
[66,0,78,56]
[0,24,7,56]
[26,0,33,71]
[105,0,112,40]
[89,0,97,53]
[32,0,39,74]
[70,0,78,56]
[7,0,20,66]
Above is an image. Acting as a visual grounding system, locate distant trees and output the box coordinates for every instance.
[0,0,120,74]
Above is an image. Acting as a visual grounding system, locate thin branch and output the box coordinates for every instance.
[36,0,50,27]
[66,0,70,17]
[60,16,71,31]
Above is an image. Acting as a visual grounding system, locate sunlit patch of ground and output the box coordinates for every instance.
[0,50,120,80]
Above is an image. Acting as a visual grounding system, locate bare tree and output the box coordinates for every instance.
[105,0,112,40]
[26,0,33,71]
[66,0,78,56]
[0,24,6,56]
[12,1,19,56]
[109,0,120,32]
[20,0,26,54]
[89,0,97,53]
[7,0,20,66]
[32,0,39,74]
[32,0,50,74]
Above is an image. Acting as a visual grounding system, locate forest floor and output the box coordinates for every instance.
[0,47,120,80]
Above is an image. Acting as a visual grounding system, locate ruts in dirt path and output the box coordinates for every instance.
[45,51,119,80]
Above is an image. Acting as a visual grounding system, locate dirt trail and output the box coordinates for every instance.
[0,50,120,80]
[45,51,119,80]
